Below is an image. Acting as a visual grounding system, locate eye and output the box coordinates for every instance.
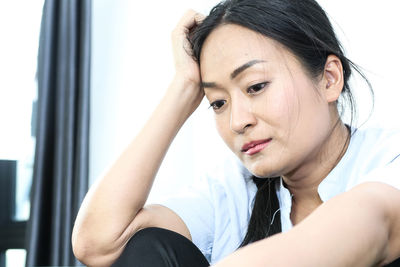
[247,82,268,94]
[209,100,226,111]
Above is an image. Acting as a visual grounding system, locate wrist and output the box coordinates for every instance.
[165,74,204,116]
[170,73,200,95]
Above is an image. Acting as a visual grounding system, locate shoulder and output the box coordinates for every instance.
[199,151,256,200]
[350,126,400,153]
[346,126,400,167]
[345,125,400,189]
[353,125,400,148]
[206,153,257,217]
[205,151,253,183]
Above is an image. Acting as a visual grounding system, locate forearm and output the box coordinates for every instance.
[214,182,396,267]
[72,77,199,256]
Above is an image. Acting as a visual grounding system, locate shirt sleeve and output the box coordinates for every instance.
[154,175,215,262]
[361,154,400,190]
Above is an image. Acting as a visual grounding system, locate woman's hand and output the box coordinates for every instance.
[169,9,205,116]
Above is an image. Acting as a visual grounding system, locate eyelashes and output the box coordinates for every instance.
[209,100,226,111]
[247,82,268,94]
[208,82,269,111]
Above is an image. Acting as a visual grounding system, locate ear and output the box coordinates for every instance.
[322,55,344,103]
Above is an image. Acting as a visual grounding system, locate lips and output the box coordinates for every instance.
[241,138,272,155]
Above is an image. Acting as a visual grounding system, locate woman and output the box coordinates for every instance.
[72,0,400,266]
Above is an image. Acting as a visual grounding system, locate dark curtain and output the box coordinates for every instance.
[25,0,91,266]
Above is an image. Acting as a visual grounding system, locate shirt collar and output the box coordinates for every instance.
[277,126,358,230]
[317,125,358,201]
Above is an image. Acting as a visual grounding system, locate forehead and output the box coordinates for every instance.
[200,24,291,78]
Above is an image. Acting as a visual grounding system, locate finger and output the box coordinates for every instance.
[194,12,205,24]
[175,9,204,34]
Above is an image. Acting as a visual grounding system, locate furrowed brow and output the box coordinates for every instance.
[201,82,219,89]
[230,59,266,79]
[201,59,266,89]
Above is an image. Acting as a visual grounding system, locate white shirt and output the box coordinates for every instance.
[158,126,400,264]
[278,126,400,232]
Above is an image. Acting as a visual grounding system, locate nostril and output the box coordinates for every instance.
[232,123,252,135]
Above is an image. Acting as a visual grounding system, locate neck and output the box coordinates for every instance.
[282,121,350,203]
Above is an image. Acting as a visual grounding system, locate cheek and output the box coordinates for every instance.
[280,79,331,152]
[252,83,297,129]
[215,115,235,149]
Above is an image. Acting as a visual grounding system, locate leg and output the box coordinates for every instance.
[111,227,210,267]
[385,257,400,267]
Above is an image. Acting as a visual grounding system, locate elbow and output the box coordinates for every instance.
[72,240,115,267]
[71,228,97,266]
[72,227,114,267]
[72,226,127,267]
[72,243,91,266]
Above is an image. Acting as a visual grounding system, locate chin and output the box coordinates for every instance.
[251,171,273,178]
[244,158,281,178]
[246,164,271,178]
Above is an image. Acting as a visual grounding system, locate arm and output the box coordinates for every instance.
[72,10,205,267]
[213,182,400,267]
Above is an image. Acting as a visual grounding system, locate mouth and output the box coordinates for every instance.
[241,138,272,156]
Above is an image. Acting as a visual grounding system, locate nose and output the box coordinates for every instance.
[230,96,256,134]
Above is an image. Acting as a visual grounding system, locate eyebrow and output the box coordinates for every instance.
[201,59,266,89]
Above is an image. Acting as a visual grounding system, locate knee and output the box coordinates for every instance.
[111,227,181,267]
[112,227,209,267]
[132,227,175,244]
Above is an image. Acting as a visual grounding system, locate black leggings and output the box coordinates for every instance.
[111,227,210,267]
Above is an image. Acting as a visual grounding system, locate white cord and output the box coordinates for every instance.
[270,208,281,225]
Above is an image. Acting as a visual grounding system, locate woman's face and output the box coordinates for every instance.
[200,24,335,178]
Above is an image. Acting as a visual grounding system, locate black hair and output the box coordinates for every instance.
[189,0,373,247]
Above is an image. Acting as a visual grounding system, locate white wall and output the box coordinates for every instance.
[318,1,400,128]
[90,0,400,202]
[90,0,224,203]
